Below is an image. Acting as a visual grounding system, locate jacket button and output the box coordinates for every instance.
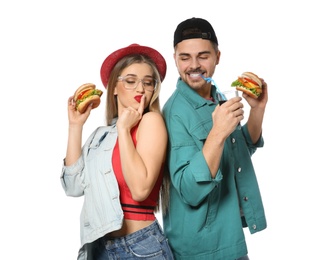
[243,197,248,201]
[252,224,257,230]
[231,138,236,143]
[237,167,242,173]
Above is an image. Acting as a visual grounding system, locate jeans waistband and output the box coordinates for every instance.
[102,220,164,249]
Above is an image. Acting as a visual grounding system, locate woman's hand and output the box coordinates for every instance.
[67,96,92,127]
[117,95,146,131]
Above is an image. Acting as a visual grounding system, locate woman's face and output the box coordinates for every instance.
[114,63,155,113]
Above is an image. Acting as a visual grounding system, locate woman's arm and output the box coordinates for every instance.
[117,112,167,201]
[65,96,93,166]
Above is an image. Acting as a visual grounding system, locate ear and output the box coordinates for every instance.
[114,86,118,95]
[215,50,221,65]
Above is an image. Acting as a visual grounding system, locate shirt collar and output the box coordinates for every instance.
[176,78,218,109]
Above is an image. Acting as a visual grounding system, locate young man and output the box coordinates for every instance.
[162,17,268,260]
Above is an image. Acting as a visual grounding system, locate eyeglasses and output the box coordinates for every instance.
[118,75,157,92]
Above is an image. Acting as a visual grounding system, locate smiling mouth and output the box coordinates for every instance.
[189,73,202,78]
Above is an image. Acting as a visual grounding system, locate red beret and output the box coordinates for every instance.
[100,43,167,88]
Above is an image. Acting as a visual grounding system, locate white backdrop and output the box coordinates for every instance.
[1,0,333,259]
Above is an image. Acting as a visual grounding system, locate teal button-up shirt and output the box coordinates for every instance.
[162,79,267,260]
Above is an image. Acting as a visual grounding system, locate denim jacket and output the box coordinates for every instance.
[61,120,123,260]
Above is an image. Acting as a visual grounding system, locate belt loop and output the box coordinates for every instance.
[122,236,130,253]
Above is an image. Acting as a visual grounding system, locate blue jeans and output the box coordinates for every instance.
[94,220,174,259]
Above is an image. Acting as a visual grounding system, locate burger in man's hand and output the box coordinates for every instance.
[73,83,103,113]
[231,72,262,99]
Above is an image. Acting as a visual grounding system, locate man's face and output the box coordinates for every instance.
[174,38,220,97]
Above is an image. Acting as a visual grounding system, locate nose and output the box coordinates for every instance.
[189,57,201,70]
[135,80,145,92]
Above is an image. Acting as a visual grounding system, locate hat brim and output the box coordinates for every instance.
[100,44,167,88]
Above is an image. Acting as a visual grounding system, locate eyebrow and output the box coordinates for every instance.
[178,50,212,56]
[124,74,154,79]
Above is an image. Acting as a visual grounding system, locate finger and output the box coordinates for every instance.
[68,96,74,105]
[68,97,76,111]
[137,95,146,115]
[84,102,94,114]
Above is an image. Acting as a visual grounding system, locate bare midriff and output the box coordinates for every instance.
[104,219,155,238]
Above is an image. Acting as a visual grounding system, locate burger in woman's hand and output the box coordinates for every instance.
[74,83,103,113]
[231,72,262,99]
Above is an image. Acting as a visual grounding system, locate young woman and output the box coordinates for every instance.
[61,44,174,260]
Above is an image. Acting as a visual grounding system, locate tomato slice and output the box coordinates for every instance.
[77,89,90,100]
[243,77,259,86]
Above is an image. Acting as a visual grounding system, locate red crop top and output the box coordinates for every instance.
[112,124,163,220]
